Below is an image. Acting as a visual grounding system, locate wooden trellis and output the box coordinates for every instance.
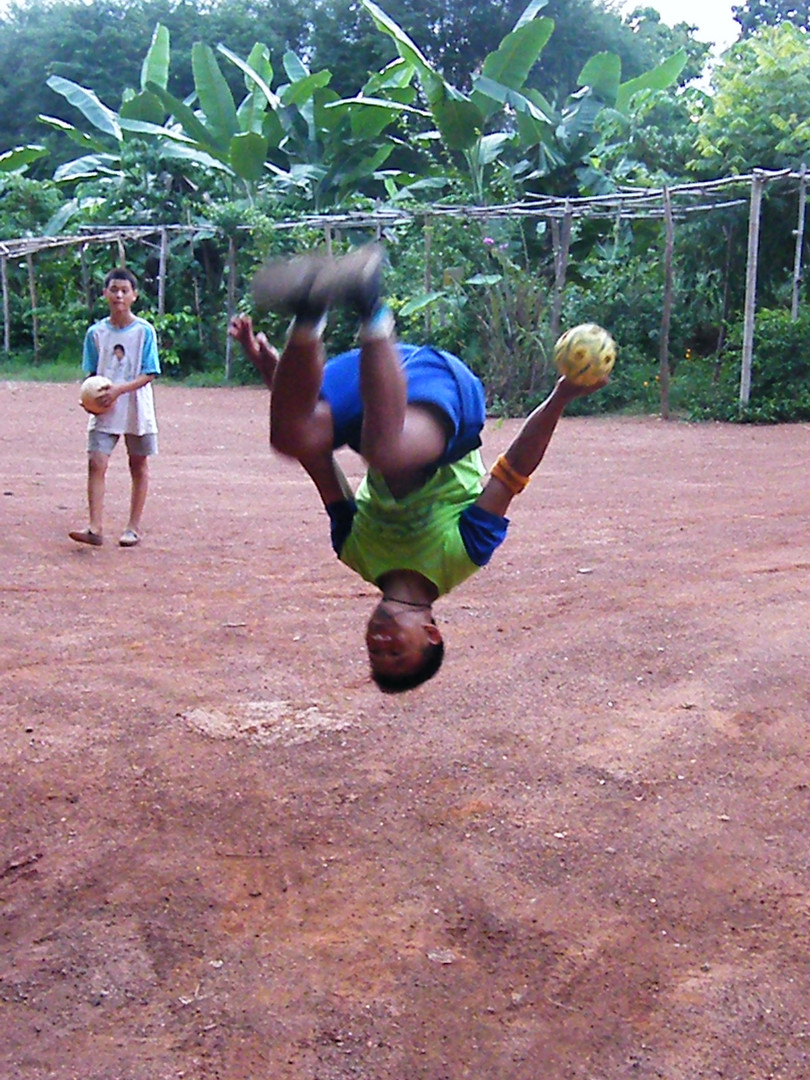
[1,169,807,411]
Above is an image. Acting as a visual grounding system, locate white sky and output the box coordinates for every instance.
[0,0,741,52]
[621,0,739,52]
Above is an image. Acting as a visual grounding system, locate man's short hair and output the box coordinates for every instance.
[371,637,444,693]
[104,267,138,290]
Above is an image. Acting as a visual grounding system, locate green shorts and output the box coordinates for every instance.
[88,430,159,457]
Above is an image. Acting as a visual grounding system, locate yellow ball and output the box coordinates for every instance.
[554,323,617,386]
[80,375,112,415]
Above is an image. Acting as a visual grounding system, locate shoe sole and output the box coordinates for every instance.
[310,243,384,314]
[251,252,331,314]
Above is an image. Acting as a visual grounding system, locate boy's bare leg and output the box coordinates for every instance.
[87,451,108,534]
[126,453,149,535]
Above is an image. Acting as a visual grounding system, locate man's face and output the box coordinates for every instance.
[365,601,441,681]
[104,277,137,316]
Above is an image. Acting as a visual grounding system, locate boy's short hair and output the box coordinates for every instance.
[372,637,445,693]
[104,267,138,290]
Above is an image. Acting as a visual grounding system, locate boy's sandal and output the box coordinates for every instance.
[69,528,103,547]
[119,529,141,547]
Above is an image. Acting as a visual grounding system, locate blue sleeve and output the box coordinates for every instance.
[459,503,509,566]
[82,328,98,375]
[141,322,161,375]
[326,499,358,556]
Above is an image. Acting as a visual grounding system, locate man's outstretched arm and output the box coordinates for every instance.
[475,375,605,518]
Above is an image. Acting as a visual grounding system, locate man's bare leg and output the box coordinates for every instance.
[269,328,334,459]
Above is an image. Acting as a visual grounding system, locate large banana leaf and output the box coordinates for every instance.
[53,154,121,182]
[473,75,555,125]
[120,89,166,127]
[324,95,428,141]
[218,43,280,110]
[513,0,549,30]
[0,145,46,172]
[360,0,449,111]
[191,42,239,149]
[480,17,554,92]
[229,130,269,181]
[141,24,170,91]
[280,68,332,109]
[37,114,109,155]
[615,50,687,113]
[146,82,227,157]
[577,53,622,105]
[157,142,233,173]
[46,76,122,140]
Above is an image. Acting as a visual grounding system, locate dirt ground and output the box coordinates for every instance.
[1,380,809,1080]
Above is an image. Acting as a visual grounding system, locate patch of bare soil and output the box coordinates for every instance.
[1,381,809,1079]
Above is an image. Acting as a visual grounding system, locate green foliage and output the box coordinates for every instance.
[0,173,63,235]
[693,23,810,174]
[733,0,810,38]
[739,308,810,419]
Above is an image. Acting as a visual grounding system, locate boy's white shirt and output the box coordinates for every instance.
[86,317,159,436]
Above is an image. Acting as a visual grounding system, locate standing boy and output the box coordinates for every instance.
[69,267,160,548]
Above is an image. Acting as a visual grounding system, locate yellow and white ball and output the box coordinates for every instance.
[80,375,112,415]
[554,323,616,386]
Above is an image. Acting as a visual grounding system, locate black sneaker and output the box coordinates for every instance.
[251,251,332,320]
[310,243,385,319]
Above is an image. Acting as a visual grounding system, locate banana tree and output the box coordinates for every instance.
[144,40,417,211]
[359,0,557,203]
[359,0,686,203]
[39,24,231,198]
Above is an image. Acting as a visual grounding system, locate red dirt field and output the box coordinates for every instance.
[1,379,809,1080]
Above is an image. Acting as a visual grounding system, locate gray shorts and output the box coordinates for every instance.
[88,430,159,457]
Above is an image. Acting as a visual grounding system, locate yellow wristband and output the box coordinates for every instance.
[491,454,530,496]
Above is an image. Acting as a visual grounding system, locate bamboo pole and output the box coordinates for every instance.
[225,236,236,380]
[659,188,674,420]
[423,216,432,338]
[80,243,93,315]
[549,202,572,341]
[26,253,39,361]
[1,257,9,354]
[791,163,807,321]
[740,172,765,408]
[158,227,168,316]
[187,210,203,343]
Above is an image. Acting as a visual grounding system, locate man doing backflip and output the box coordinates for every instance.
[230,244,606,691]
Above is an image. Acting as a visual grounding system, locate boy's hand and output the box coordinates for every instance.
[97,385,116,410]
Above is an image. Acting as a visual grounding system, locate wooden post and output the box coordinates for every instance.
[659,188,674,420]
[550,202,572,341]
[117,238,126,266]
[225,235,236,380]
[187,213,202,343]
[791,163,807,321]
[740,172,765,408]
[158,227,168,316]
[423,217,432,338]
[324,224,332,255]
[80,243,93,315]
[1,256,9,354]
[26,253,39,361]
